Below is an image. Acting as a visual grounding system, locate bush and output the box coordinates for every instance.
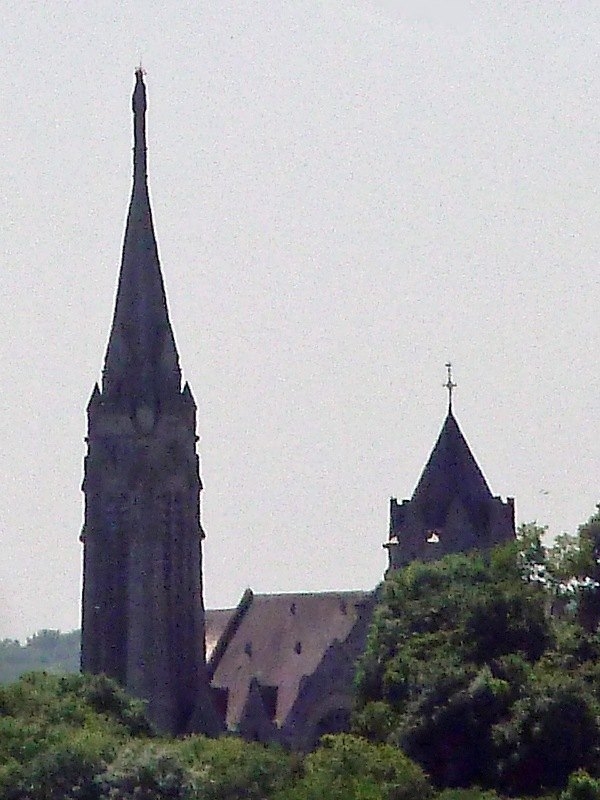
[561,771,600,800]
[180,735,297,800]
[495,680,600,794]
[277,734,432,800]
[1,730,114,800]
[97,743,191,800]
[436,791,502,800]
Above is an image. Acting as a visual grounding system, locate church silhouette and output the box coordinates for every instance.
[80,71,515,746]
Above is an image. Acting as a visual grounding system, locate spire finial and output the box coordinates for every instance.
[444,362,457,412]
[132,68,147,182]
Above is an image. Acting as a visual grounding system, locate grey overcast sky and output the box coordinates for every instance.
[1,0,600,640]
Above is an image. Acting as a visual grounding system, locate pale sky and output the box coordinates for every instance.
[1,1,600,640]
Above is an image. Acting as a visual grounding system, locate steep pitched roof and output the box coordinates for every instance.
[207,590,371,730]
[205,608,236,661]
[410,410,493,529]
[102,69,181,404]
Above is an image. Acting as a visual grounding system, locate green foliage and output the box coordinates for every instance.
[9,512,600,798]
[179,735,298,800]
[493,675,600,794]
[353,701,397,743]
[0,672,153,799]
[0,672,298,800]
[97,742,192,800]
[514,522,548,583]
[82,673,153,736]
[436,791,502,800]
[9,731,112,800]
[277,734,432,800]
[463,584,550,663]
[0,629,80,684]
[561,771,600,800]
[545,507,600,630]
[355,530,600,795]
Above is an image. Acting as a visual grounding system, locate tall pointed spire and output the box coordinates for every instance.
[102,69,181,406]
[81,70,217,736]
[132,67,147,185]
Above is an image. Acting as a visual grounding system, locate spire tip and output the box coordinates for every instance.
[132,67,147,115]
[443,362,457,413]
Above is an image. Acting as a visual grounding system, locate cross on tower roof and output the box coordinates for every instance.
[444,362,457,412]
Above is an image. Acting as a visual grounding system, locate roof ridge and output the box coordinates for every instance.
[207,588,253,681]
[251,590,369,599]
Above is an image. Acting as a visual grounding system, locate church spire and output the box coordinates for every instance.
[82,70,217,737]
[132,67,148,184]
[102,69,182,406]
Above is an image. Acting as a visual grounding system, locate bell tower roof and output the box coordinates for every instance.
[386,367,515,572]
[410,365,493,526]
[102,68,181,405]
[410,408,493,530]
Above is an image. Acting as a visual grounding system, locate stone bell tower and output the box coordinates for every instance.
[81,70,213,735]
[385,365,515,572]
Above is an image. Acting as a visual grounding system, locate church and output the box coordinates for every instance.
[80,71,515,744]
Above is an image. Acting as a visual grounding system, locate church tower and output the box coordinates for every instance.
[81,70,210,734]
[385,366,515,571]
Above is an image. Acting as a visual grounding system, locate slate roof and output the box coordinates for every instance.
[205,608,235,661]
[206,590,370,730]
[410,410,493,529]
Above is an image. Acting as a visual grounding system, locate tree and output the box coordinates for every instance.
[0,629,79,684]
[560,771,600,800]
[277,734,432,800]
[0,672,296,800]
[354,542,600,794]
